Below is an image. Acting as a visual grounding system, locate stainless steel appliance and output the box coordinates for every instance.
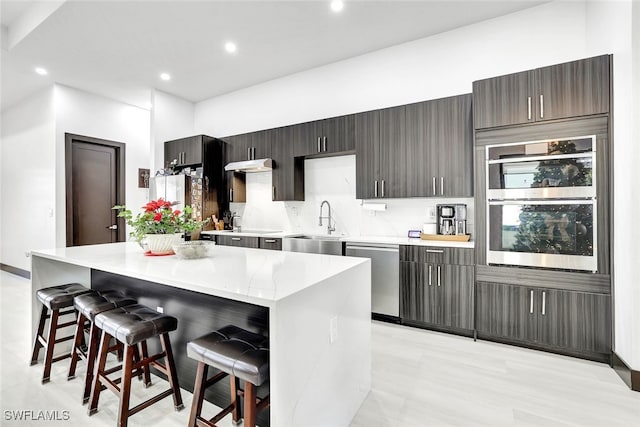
[486,135,598,271]
[282,235,344,256]
[345,243,399,320]
[437,204,467,235]
[149,173,206,223]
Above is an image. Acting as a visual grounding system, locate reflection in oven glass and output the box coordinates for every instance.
[491,204,593,256]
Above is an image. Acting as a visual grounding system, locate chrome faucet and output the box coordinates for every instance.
[319,200,336,235]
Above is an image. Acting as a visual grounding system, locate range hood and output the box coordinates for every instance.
[224,158,273,173]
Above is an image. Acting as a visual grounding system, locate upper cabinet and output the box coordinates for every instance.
[292,114,356,157]
[224,131,272,163]
[271,126,305,201]
[164,135,213,167]
[356,94,473,199]
[473,55,610,129]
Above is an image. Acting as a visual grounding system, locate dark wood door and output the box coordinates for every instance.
[440,265,474,330]
[435,94,474,197]
[251,129,272,159]
[224,134,252,162]
[475,282,536,342]
[355,110,380,199]
[536,289,611,354]
[181,135,203,166]
[271,127,304,201]
[472,70,532,129]
[164,139,185,167]
[320,114,355,154]
[400,261,423,322]
[378,105,407,198]
[291,121,321,156]
[535,55,610,122]
[66,135,125,246]
[405,100,434,197]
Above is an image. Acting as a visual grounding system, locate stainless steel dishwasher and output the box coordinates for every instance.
[345,243,399,322]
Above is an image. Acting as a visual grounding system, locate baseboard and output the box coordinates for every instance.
[612,351,640,392]
[0,263,30,279]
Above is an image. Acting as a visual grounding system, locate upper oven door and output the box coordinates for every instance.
[486,136,596,200]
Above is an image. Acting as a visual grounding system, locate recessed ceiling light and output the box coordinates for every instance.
[160,73,171,81]
[225,42,237,54]
[35,67,48,76]
[330,0,344,12]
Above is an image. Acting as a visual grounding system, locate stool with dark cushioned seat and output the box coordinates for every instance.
[88,303,183,427]
[186,325,270,427]
[30,283,94,383]
[67,290,137,403]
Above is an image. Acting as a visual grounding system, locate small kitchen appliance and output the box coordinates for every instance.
[437,204,467,235]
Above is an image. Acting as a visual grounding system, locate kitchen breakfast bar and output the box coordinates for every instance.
[30,242,371,427]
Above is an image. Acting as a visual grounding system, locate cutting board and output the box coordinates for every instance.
[420,234,471,242]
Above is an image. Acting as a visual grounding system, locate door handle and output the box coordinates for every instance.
[264,239,277,243]
[247,147,251,160]
[428,265,432,286]
[229,188,233,202]
[317,137,322,153]
[231,237,242,241]
[426,249,444,254]
[540,94,544,119]
[323,136,327,152]
[440,177,444,196]
[541,291,546,315]
[381,180,385,198]
[106,224,118,230]
[437,265,441,287]
[527,96,532,120]
[432,177,436,195]
[374,180,379,198]
[272,186,276,200]
[530,290,534,314]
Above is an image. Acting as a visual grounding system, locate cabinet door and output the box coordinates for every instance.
[224,134,251,162]
[434,94,473,197]
[405,101,436,197]
[291,122,318,157]
[271,127,304,201]
[535,55,610,122]
[164,139,184,167]
[226,171,246,203]
[181,135,203,165]
[472,70,532,129]
[251,129,272,159]
[400,261,426,322]
[355,110,380,199]
[439,265,474,330]
[378,105,407,198]
[475,282,536,342]
[536,289,611,354]
[320,114,355,154]
[216,235,259,248]
[259,237,282,251]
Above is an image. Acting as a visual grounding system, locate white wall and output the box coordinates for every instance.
[193,1,639,370]
[53,85,151,247]
[150,90,194,173]
[1,88,56,271]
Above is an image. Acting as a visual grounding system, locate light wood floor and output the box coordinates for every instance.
[1,271,638,426]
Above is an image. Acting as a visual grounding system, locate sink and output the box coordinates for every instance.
[282,235,345,255]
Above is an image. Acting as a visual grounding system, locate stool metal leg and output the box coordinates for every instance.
[187,362,208,427]
[160,333,184,410]
[30,305,48,366]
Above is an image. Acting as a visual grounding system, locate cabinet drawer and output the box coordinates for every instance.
[216,235,260,248]
[400,245,474,265]
[259,237,282,251]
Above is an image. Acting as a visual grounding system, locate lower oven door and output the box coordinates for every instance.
[487,199,596,271]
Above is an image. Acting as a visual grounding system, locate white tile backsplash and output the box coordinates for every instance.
[230,155,474,238]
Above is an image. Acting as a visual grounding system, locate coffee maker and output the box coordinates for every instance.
[437,204,467,235]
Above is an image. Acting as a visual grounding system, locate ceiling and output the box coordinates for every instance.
[1,0,547,111]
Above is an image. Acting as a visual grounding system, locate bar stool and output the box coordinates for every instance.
[67,290,137,403]
[30,283,94,383]
[186,325,270,427]
[88,304,184,427]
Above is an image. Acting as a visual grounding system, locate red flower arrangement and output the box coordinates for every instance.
[113,198,202,243]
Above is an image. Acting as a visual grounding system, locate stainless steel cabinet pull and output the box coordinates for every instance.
[229,188,233,202]
[440,177,444,196]
[428,265,432,286]
[106,224,118,230]
[542,291,546,315]
[323,136,327,152]
[530,290,534,313]
[317,137,322,153]
[432,177,437,195]
[381,180,385,198]
[527,96,532,120]
[264,239,277,243]
[540,94,544,118]
[231,237,241,241]
[426,249,444,254]
[252,147,256,160]
[374,180,379,198]
[437,265,441,287]
[247,147,251,160]
[272,186,276,200]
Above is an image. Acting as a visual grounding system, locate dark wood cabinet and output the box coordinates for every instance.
[259,237,282,251]
[292,115,355,157]
[473,55,610,129]
[216,235,260,248]
[271,126,304,201]
[400,245,474,332]
[476,282,611,359]
[356,94,473,199]
[164,135,213,168]
[224,132,271,163]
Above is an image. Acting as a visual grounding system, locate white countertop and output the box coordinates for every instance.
[202,230,475,248]
[31,242,368,308]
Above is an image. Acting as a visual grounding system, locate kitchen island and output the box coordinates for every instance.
[30,242,371,427]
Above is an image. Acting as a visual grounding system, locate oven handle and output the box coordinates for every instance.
[487,151,594,165]
[488,199,595,206]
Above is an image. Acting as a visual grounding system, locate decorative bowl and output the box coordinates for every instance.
[172,241,215,259]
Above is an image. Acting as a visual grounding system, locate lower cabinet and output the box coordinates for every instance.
[259,237,282,251]
[476,282,611,358]
[215,235,260,248]
[400,246,474,332]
